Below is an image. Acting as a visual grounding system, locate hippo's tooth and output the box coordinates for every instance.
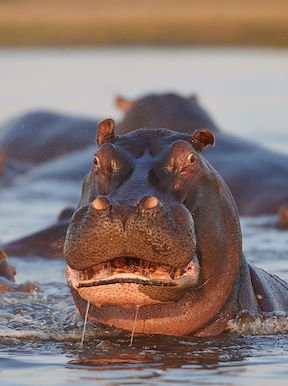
[66,254,201,291]
[174,268,183,279]
[181,256,200,277]
[79,268,93,281]
[185,256,200,271]
[95,262,112,279]
[105,262,112,275]
[153,266,170,276]
[169,268,176,279]
[138,259,144,273]
[148,265,156,273]
[143,262,151,274]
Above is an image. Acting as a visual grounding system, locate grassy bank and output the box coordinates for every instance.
[0,0,288,47]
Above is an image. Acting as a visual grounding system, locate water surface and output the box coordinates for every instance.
[0,47,287,153]
[0,47,288,385]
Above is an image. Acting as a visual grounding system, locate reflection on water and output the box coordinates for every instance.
[1,332,288,385]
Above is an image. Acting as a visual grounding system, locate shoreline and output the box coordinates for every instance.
[0,0,287,48]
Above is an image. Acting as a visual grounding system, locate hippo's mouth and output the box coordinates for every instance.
[67,255,200,307]
[68,255,200,288]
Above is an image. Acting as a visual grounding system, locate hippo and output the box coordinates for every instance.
[0,250,38,293]
[276,206,288,230]
[0,151,5,176]
[0,110,98,182]
[116,94,220,134]
[2,207,74,259]
[0,249,15,281]
[2,93,287,260]
[116,93,288,216]
[0,146,94,258]
[64,119,288,337]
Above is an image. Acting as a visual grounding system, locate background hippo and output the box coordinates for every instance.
[2,207,74,258]
[116,93,288,215]
[276,206,288,230]
[116,94,220,134]
[0,110,98,182]
[0,249,38,293]
[64,119,288,337]
[2,92,287,260]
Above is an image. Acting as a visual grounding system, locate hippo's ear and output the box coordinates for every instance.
[97,119,116,146]
[0,249,8,261]
[191,129,215,152]
[115,96,134,112]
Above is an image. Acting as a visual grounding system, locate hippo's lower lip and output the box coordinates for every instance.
[66,256,200,306]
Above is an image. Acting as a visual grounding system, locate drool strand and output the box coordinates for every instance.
[129,305,140,347]
[80,300,91,346]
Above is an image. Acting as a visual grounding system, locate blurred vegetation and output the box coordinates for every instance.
[0,0,287,47]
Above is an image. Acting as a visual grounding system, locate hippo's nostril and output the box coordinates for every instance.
[139,196,159,210]
[91,196,110,211]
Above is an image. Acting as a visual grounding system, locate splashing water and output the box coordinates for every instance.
[229,310,288,335]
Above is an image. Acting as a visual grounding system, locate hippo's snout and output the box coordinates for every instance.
[64,195,199,306]
[64,194,196,272]
[65,192,199,308]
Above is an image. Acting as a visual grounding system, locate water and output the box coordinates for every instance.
[0,47,288,385]
[0,47,287,153]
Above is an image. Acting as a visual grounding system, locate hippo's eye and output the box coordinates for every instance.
[94,156,100,168]
[187,153,195,164]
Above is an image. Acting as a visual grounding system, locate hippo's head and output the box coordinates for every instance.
[115,93,220,135]
[65,119,242,336]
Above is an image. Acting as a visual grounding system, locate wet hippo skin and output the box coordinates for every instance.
[64,119,288,337]
[0,111,98,182]
[2,208,75,259]
[0,249,38,293]
[276,206,288,229]
[116,93,288,216]
[0,249,16,281]
[2,92,287,261]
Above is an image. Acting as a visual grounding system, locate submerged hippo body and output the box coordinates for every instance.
[276,206,288,230]
[0,250,38,293]
[0,110,98,181]
[64,119,288,337]
[2,208,74,259]
[116,93,288,215]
